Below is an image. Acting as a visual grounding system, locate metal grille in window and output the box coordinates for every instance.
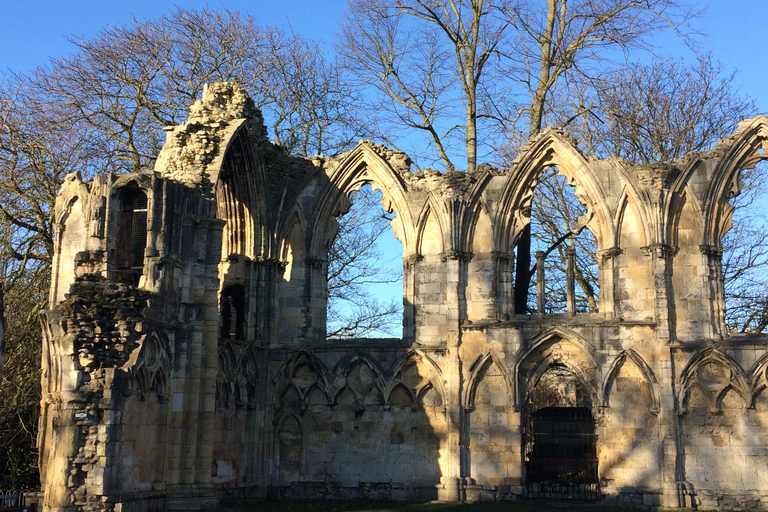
[131,194,148,268]
[525,406,599,500]
[220,285,245,340]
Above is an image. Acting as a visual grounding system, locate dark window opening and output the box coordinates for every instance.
[525,406,599,500]
[221,284,246,340]
[113,188,148,286]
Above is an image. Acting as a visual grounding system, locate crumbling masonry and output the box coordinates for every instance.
[39,82,768,511]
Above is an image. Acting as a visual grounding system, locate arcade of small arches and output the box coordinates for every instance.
[37,82,768,512]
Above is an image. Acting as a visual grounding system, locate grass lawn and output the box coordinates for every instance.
[222,499,649,512]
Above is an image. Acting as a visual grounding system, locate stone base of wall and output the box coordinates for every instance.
[464,484,525,503]
[600,490,663,509]
[272,482,440,501]
[695,490,768,511]
[112,496,166,512]
[216,484,269,503]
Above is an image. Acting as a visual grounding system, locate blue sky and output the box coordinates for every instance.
[0,1,765,113]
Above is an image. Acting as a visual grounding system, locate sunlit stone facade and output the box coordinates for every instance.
[39,82,768,511]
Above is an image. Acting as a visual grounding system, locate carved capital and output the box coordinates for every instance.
[404,254,424,266]
[440,250,474,262]
[254,257,288,270]
[597,247,622,264]
[305,258,327,270]
[699,244,723,258]
[490,250,510,262]
[640,243,678,259]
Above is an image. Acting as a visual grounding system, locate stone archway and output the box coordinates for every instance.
[523,363,599,500]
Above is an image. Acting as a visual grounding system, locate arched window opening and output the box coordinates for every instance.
[220,284,246,340]
[113,186,148,286]
[524,363,599,500]
[723,159,768,333]
[514,168,599,314]
[326,184,403,339]
[215,131,257,259]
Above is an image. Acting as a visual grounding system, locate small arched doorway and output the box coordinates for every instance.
[524,363,599,500]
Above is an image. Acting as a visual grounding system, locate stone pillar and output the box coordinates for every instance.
[565,247,576,316]
[700,244,725,339]
[642,243,677,340]
[438,250,469,501]
[535,251,545,314]
[596,247,621,316]
[491,251,512,321]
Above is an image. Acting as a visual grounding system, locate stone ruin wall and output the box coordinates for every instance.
[37,82,768,511]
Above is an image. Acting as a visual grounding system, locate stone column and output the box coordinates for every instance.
[565,247,576,316]
[535,251,545,314]
[596,247,621,316]
[641,243,677,340]
[438,250,470,501]
[700,244,725,339]
[491,251,512,321]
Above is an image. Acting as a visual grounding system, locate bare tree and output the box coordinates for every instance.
[339,0,699,313]
[565,53,757,163]
[327,186,403,338]
[557,55,761,328]
[340,0,513,173]
[33,7,359,174]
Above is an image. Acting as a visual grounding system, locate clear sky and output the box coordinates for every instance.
[2,0,763,170]
[0,1,765,112]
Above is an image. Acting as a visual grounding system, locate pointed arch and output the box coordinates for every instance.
[679,348,749,413]
[129,329,172,403]
[213,124,267,259]
[272,351,330,410]
[497,129,615,254]
[614,187,650,249]
[602,349,660,414]
[748,352,768,407]
[330,352,386,404]
[700,116,768,248]
[515,327,600,410]
[386,350,446,408]
[463,351,513,411]
[310,142,417,259]
[279,207,307,282]
[417,200,445,257]
[108,175,153,286]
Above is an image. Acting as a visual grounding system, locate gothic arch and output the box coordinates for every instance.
[679,348,749,413]
[496,129,615,254]
[463,351,514,411]
[108,176,154,286]
[614,187,650,249]
[272,351,330,410]
[515,328,600,410]
[310,143,417,259]
[416,200,446,256]
[602,349,660,414]
[465,200,497,255]
[212,125,267,259]
[701,116,768,248]
[748,352,768,407]
[385,350,446,408]
[330,352,386,405]
[129,330,172,403]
